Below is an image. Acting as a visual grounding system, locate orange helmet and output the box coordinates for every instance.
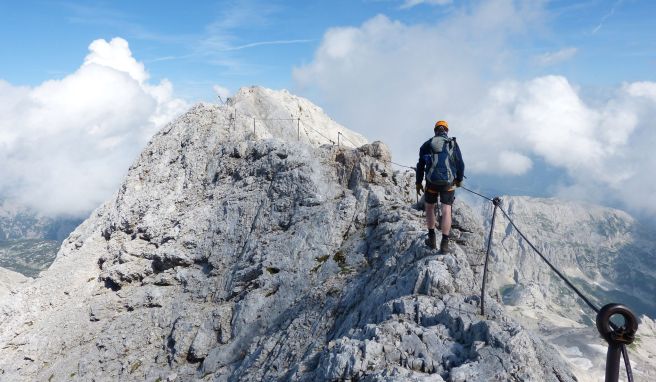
[434,120,448,132]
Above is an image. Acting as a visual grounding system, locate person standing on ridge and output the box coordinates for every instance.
[416,120,465,252]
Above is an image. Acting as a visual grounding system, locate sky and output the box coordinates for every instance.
[0,0,655,219]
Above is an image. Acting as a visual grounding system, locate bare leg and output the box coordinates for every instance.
[425,202,436,229]
[441,204,452,236]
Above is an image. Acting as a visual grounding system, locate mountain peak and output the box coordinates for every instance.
[190,86,370,149]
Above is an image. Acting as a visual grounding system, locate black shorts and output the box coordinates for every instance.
[425,183,455,205]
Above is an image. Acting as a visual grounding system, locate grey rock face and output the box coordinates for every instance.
[0,266,27,302]
[0,88,576,381]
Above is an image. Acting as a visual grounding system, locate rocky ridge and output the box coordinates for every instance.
[1,87,579,381]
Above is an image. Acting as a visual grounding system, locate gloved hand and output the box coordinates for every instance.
[416,183,424,195]
[454,179,463,188]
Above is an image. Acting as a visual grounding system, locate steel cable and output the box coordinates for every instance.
[459,185,634,382]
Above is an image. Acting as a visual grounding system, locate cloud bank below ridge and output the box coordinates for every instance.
[0,37,188,217]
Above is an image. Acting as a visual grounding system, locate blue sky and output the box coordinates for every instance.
[1,0,392,98]
[1,0,656,218]
[1,1,653,98]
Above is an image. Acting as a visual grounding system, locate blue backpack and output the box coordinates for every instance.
[423,136,456,186]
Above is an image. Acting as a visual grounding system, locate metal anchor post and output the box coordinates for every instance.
[596,303,638,382]
[480,196,502,315]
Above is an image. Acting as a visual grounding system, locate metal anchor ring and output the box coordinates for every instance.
[596,303,638,345]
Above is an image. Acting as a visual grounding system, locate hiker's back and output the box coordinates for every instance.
[424,135,457,186]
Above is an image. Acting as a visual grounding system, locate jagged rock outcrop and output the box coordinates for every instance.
[0,267,27,301]
[0,87,577,381]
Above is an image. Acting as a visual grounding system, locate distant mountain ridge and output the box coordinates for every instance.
[484,195,656,320]
[0,202,82,242]
[0,202,82,277]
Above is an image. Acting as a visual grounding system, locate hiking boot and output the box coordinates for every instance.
[440,236,450,253]
[425,230,436,249]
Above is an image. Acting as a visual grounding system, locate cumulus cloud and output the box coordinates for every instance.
[467,76,642,182]
[460,74,656,214]
[498,151,533,175]
[534,47,578,66]
[294,0,656,215]
[294,0,545,171]
[0,37,188,217]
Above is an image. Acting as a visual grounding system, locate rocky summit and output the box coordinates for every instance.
[0,87,589,381]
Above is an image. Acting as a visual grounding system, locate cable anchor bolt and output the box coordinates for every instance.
[596,303,638,382]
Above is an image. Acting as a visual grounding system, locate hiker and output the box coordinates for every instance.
[415,120,465,252]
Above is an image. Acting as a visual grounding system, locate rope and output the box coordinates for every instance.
[300,121,335,145]
[252,118,297,121]
[460,185,495,203]
[222,112,336,145]
[311,152,637,381]
[457,184,601,313]
[388,161,416,170]
[331,137,417,172]
[338,132,360,149]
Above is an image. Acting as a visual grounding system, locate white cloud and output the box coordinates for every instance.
[0,37,188,217]
[293,1,656,216]
[468,76,640,182]
[84,38,148,83]
[498,151,533,175]
[213,84,232,101]
[534,47,578,66]
[294,0,545,167]
[401,0,452,9]
[625,81,656,100]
